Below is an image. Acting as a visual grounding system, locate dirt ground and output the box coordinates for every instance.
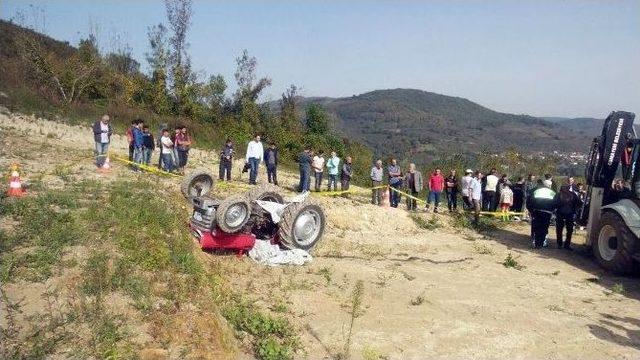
[2,111,640,360]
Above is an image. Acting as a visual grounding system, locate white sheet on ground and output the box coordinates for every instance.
[255,191,309,223]
[248,239,312,266]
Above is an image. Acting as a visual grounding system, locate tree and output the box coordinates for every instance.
[233,49,272,104]
[164,0,194,111]
[17,33,101,105]
[305,104,329,135]
[280,84,299,131]
[145,24,171,114]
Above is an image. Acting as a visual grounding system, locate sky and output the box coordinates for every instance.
[1,0,639,118]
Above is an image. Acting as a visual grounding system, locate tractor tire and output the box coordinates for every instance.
[215,195,251,234]
[278,201,325,251]
[246,183,285,216]
[593,211,638,275]
[246,183,284,203]
[181,169,215,199]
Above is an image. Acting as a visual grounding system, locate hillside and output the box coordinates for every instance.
[543,116,605,138]
[286,89,594,163]
[2,110,640,359]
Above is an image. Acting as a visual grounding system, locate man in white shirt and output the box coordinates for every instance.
[160,129,175,172]
[461,169,474,210]
[471,171,483,224]
[484,168,500,212]
[312,150,326,192]
[245,134,264,185]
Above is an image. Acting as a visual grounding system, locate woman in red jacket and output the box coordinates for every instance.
[426,168,445,213]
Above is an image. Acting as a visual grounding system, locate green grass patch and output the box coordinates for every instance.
[409,214,440,230]
[502,253,525,270]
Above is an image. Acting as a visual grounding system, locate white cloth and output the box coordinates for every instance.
[471,177,482,201]
[485,174,499,192]
[245,140,264,162]
[161,135,173,154]
[461,175,473,197]
[248,240,313,266]
[100,122,109,143]
[312,156,325,173]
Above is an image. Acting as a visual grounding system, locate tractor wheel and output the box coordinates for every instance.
[247,183,284,203]
[594,211,638,275]
[181,169,215,199]
[246,183,285,216]
[278,201,325,251]
[215,195,251,234]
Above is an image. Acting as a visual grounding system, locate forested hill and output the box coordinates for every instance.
[542,116,604,138]
[286,89,598,163]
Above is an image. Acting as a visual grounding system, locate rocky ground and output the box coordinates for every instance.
[1,111,639,359]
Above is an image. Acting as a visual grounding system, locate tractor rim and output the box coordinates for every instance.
[293,209,321,246]
[225,203,248,228]
[190,175,212,197]
[598,224,618,261]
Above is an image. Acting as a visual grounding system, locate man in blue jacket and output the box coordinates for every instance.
[132,119,144,171]
[92,114,113,168]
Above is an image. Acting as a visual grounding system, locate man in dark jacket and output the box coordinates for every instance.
[264,143,279,185]
[526,179,556,248]
[92,114,113,168]
[341,156,353,191]
[554,183,582,250]
[219,139,234,181]
[445,169,459,212]
[142,125,155,165]
[298,147,312,192]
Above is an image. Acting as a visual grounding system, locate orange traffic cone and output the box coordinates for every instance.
[7,164,25,197]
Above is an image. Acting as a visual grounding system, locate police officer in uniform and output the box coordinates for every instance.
[526,179,556,248]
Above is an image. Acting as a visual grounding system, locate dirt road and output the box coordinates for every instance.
[2,112,639,359]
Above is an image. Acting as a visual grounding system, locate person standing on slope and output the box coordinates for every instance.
[387,158,403,208]
[245,134,264,185]
[460,169,474,210]
[264,142,279,185]
[92,114,113,169]
[298,147,312,192]
[132,119,144,171]
[445,169,459,212]
[219,139,234,181]
[426,168,445,213]
[341,156,353,191]
[553,181,582,250]
[470,171,484,224]
[405,163,423,211]
[326,151,340,191]
[484,168,499,212]
[370,159,384,205]
[526,179,556,249]
[312,150,326,192]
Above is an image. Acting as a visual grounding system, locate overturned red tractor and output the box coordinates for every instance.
[181,170,326,253]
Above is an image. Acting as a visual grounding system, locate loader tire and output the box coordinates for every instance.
[181,169,215,199]
[215,195,251,234]
[278,201,325,251]
[594,211,638,275]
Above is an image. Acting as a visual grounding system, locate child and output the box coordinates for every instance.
[142,126,155,165]
[160,129,175,172]
[499,183,514,221]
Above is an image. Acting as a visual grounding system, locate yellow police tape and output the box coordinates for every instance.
[111,155,183,178]
[313,185,387,197]
[479,211,525,217]
[387,186,427,204]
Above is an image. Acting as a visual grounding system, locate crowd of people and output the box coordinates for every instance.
[91,116,589,251]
